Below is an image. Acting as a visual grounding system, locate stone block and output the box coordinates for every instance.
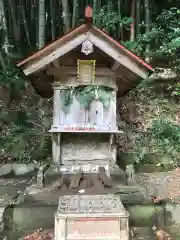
[12,163,35,176]
[0,164,12,177]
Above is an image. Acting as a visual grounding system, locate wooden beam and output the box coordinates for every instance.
[88,32,148,79]
[46,66,114,77]
[23,33,88,75]
[111,61,120,72]
[116,72,133,83]
[52,59,60,68]
[46,66,67,77]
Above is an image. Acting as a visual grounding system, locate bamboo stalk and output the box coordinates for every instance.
[50,0,55,40]
[72,0,77,28]
[38,0,46,49]
[20,0,31,47]
[61,0,70,33]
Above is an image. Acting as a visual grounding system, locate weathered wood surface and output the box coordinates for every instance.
[90,173,104,190]
[52,175,66,189]
[84,174,94,188]
[69,172,82,189]
[79,179,87,189]
[23,33,88,75]
[98,167,112,187]
[51,172,112,191]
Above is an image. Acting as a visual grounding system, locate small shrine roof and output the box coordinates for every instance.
[16,6,154,97]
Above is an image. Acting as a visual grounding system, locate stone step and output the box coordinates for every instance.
[115,185,146,194]
[130,227,156,240]
[115,185,147,204]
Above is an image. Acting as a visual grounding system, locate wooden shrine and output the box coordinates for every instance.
[17,6,153,177]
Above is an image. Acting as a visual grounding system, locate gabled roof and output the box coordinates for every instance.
[17,24,89,68]
[17,6,153,79]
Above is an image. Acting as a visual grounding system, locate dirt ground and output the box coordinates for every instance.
[135,168,180,201]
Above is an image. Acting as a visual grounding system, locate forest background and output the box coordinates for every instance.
[0,0,179,168]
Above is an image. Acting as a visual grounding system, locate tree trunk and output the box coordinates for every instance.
[50,0,55,40]
[0,50,5,68]
[9,0,19,42]
[130,0,136,41]
[20,0,31,47]
[93,0,100,26]
[117,0,124,40]
[144,0,150,62]
[72,0,77,28]
[38,0,46,49]
[17,0,21,46]
[0,0,9,55]
[61,0,70,33]
[37,0,46,150]
[136,0,141,35]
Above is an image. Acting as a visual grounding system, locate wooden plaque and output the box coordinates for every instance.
[77,60,96,84]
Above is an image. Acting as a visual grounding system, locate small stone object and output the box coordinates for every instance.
[125,164,135,181]
[0,164,12,177]
[36,165,44,189]
[79,189,85,193]
[12,163,35,176]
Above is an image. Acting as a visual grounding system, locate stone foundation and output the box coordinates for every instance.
[61,133,116,164]
[52,133,116,175]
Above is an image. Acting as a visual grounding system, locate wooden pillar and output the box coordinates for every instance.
[53,87,61,127]
[52,84,62,166]
[110,90,116,130]
[52,133,62,166]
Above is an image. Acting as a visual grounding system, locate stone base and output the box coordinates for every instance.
[45,163,111,177]
[25,184,47,195]
[55,195,129,240]
[45,165,59,176]
[115,186,147,204]
[44,164,128,187]
[109,164,127,184]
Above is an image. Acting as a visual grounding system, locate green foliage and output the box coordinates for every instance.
[93,2,132,34]
[76,86,97,109]
[125,7,180,72]
[0,66,26,100]
[0,82,52,163]
[134,118,180,166]
[76,85,113,109]
[0,68,21,87]
[172,83,180,96]
[61,88,74,113]
[150,118,180,165]
[62,85,113,112]
[0,123,52,163]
